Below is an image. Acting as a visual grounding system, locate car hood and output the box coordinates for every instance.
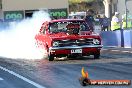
[49,32,100,40]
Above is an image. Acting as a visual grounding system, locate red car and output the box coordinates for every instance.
[35,19,102,61]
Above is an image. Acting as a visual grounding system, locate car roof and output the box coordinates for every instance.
[49,19,85,23]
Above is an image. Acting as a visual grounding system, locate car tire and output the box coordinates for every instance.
[94,53,100,59]
[48,55,54,61]
[45,47,54,61]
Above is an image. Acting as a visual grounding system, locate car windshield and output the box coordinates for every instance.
[49,21,89,33]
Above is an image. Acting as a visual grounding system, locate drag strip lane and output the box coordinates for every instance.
[0,48,132,88]
[0,66,45,88]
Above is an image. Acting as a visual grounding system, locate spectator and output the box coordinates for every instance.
[95,14,102,25]
[101,15,110,31]
[111,12,121,31]
[73,15,77,19]
[84,9,95,32]
[96,14,101,20]
[122,10,132,29]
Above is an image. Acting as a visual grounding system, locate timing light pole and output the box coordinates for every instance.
[125,0,128,28]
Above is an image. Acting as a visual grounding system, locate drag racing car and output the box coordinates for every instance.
[35,19,102,61]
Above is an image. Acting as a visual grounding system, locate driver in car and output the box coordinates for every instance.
[66,24,80,35]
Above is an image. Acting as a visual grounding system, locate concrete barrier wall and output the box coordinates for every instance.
[100,30,121,47]
[123,30,132,48]
[100,29,132,48]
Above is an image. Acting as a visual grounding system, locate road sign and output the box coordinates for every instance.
[4,11,24,21]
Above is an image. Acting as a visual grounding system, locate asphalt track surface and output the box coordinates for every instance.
[0,48,132,88]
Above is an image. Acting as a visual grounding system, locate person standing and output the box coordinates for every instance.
[111,12,121,31]
[122,10,132,29]
[101,15,110,31]
[84,9,95,32]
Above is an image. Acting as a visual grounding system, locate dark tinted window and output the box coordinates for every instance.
[49,21,88,33]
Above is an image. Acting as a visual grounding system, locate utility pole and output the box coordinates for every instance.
[125,0,128,28]
[103,0,111,18]
[109,0,112,20]
[103,0,113,19]
[103,0,112,31]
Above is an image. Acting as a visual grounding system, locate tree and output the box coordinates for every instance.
[69,0,95,4]
[69,0,104,13]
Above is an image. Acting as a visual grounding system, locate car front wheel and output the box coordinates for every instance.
[48,54,54,61]
[94,53,100,59]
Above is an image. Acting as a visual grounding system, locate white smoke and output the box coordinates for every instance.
[0,11,51,59]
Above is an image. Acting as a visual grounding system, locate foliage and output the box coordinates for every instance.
[69,0,95,4]
[69,0,104,13]
[69,0,104,4]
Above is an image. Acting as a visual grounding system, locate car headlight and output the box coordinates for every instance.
[93,39,100,44]
[53,41,59,47]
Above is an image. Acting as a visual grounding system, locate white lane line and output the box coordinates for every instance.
[0,66,46,88]
[101,49,108,50]
[122,51,130,53]
[0,77,4,80]
[111,50,120,52]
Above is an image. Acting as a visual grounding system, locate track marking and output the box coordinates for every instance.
[122,51,129,53]
[101,49,108,50]
[0,66,46,88]
[106,49,130,53]
[111,50,120,52]
[0,77,4,80]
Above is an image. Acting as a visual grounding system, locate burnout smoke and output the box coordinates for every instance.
[0,11,51,59]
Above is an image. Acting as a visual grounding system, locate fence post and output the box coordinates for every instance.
[120,29,124,47]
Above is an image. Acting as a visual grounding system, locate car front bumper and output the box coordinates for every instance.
[49,45,103,56]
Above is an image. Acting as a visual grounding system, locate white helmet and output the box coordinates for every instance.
[115,12,119,15]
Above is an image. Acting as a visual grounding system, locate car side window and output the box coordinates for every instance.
[80,25,86,31]
[80,22,89,31]
[49,23,58,33]
[40,25,46,34]
[42,26,46,34]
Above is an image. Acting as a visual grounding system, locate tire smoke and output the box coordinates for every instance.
[0,11,51,59]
